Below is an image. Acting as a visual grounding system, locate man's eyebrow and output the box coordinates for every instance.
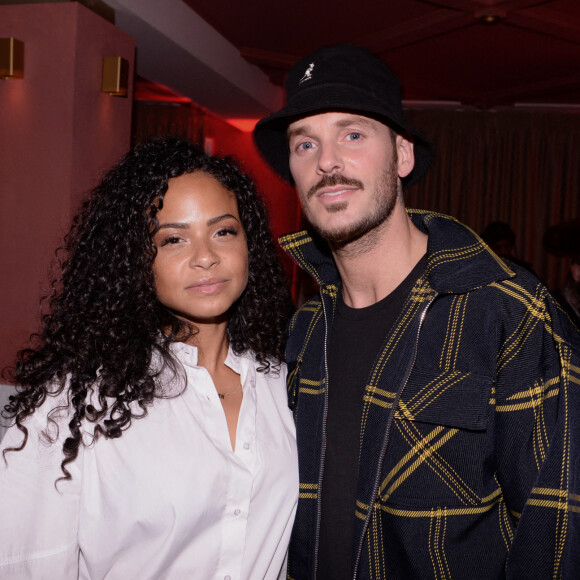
[287,115,374,140]
[287,126,309,140]
[334,116,374,128]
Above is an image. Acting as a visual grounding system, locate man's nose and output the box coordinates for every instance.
[316,142,344,175]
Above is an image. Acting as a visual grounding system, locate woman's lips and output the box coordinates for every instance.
[186,278,228,295]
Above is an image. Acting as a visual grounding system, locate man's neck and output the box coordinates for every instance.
[332,208,427,309]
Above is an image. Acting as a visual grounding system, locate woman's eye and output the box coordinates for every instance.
[160,235,182,246]
[216,227,238,237]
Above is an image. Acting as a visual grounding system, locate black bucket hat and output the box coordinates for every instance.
[253,44,434,189]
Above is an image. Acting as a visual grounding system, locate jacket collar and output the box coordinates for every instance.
[279,209,514,294]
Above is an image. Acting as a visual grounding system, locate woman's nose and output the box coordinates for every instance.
[189,240,219,269]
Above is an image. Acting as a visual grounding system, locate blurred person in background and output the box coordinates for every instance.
[544,218,580,329]
[481,220,535,274]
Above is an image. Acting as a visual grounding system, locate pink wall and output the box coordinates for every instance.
[0,3,135,371]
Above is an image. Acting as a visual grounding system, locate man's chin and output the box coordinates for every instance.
[309,219,374,248]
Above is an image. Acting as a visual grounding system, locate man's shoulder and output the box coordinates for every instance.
[472,265,580,350]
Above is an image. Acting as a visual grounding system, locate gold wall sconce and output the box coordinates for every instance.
[101,56,129,97]
[0,38,24,80]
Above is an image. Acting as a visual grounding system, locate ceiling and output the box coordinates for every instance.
[108,0,580,120]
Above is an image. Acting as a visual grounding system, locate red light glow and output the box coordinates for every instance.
[226,119,259,132]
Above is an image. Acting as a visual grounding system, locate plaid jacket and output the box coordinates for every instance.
[280,209,580,580]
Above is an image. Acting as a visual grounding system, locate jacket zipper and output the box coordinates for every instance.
[351,291,438,579]
[312,292,332,580]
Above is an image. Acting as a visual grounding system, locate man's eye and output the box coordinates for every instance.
[297,141,314,151]
[346,132,362,141]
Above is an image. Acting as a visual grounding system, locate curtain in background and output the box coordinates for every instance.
[405,109,580,290]
[132,101,205,146]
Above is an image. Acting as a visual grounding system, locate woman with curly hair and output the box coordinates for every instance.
[0,138,298,579]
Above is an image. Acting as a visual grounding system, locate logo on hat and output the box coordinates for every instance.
[299,62,315,84]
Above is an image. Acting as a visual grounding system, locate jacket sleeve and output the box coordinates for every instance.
[0,401,81,578]
[495,291,580,578]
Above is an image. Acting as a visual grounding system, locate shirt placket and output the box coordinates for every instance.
[217,367,257,580]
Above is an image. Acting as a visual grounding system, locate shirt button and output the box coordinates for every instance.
[224,576,231,580]
[234,508,241,516]
[243,442,250,450]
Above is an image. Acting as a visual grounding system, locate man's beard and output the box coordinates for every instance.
[303,162,400,248]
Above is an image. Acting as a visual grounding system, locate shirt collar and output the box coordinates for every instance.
[170,341,253,383]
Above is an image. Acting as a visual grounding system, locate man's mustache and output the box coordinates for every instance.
[307,174,364,199]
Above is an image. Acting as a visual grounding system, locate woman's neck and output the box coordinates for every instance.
[185,321,230,372]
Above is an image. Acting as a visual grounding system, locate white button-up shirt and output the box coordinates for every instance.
[0,344,298,579]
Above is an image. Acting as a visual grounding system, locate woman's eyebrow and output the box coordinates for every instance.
[156,222,189,231]
[156,214,239,230]
[207,213,240,226]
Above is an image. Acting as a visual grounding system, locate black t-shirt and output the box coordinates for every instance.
[317,255,427,579]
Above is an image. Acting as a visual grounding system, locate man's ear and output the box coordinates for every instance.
[396,134,415,180]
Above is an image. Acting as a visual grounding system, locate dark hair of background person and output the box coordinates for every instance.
[480,221,516,255]
[481,220,536,275]
[2,138,293,481]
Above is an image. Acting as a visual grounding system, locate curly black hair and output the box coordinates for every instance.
[2,138,293,481]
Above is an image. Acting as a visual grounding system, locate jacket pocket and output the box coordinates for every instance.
[395,368,492,431]
[378,368,496,506]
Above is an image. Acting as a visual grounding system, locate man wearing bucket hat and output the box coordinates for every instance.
[254,44,580,579]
